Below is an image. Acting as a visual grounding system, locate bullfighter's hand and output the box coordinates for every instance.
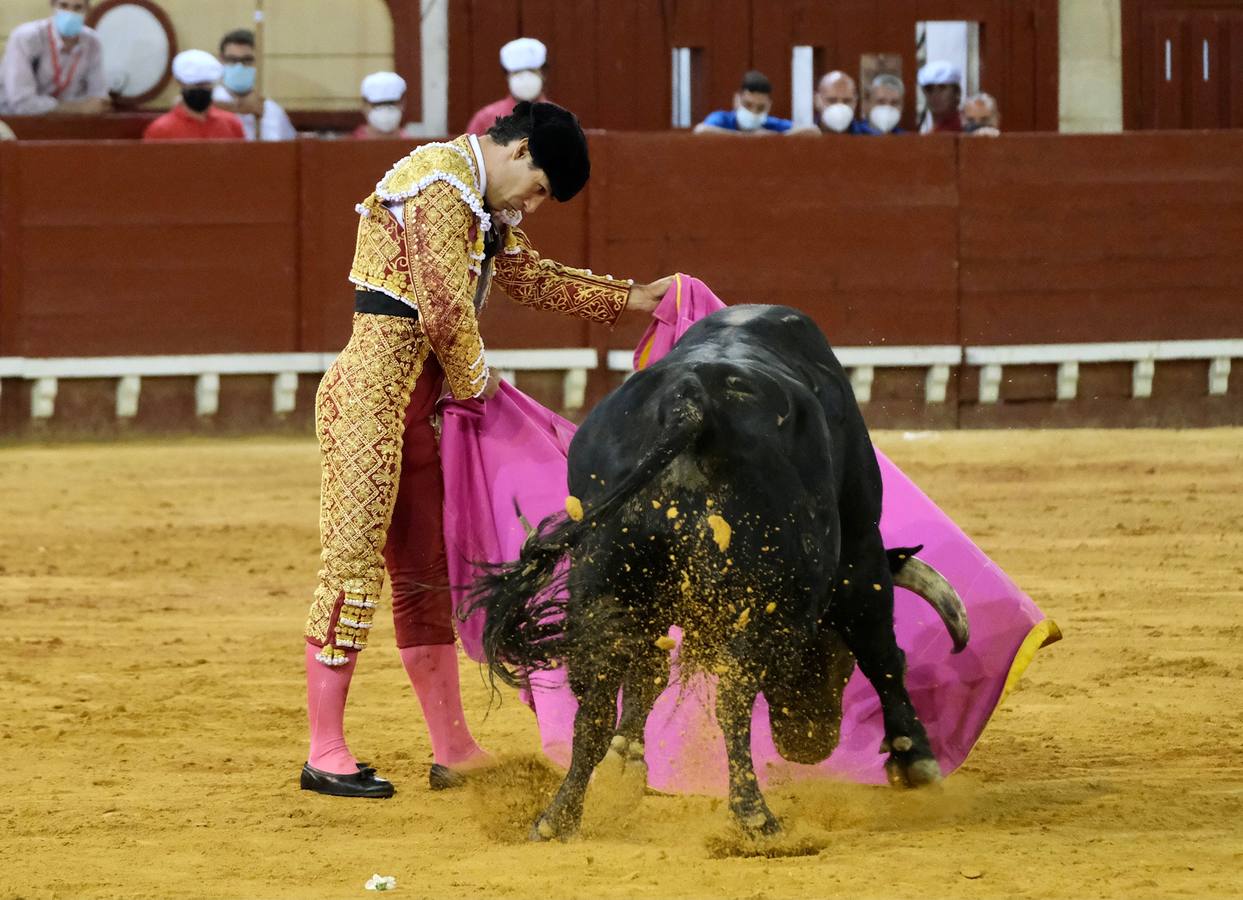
[625,275,676,316]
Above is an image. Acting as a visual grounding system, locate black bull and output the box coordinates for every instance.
[468,305,970,839]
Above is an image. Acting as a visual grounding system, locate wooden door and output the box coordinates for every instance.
[1127,1,1243,129]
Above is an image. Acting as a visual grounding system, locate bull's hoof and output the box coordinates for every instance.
[742,809,783,837]
[529,814,572,842]
[731,796,782,838]
[884,753,943,789]
[587,735,648,820]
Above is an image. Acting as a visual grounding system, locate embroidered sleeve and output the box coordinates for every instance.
[491,227,633,327]
[405,180,489,399]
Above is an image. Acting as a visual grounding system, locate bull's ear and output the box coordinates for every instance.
[885,545,925,573]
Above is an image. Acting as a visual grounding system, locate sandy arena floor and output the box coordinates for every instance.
[2,429,1241,900]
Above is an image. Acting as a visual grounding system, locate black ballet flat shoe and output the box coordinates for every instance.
[300,762,395,798]
[428,763,468,791]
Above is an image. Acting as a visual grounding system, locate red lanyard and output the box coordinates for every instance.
[46,20,83,99]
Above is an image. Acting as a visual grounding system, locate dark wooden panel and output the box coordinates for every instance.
[750,1,793,118]
[631,0,675,130]
[1079,361,1135,400]
[446,0,475,133]
[1149,11,1186,128]
[958,131,1243,344]
[592,0,640,130]
[1000,364,1056,401]
[1231,16,1243,128]
[462,0,522,131]
[545,0,601,126]
[386,0,423,122]
[671,0,755,123]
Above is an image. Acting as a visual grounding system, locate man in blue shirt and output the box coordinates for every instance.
[694,70,792,134]
[811,71,878,135]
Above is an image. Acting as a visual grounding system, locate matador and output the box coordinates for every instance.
[300,101,671,798]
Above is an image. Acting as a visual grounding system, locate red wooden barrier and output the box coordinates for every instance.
[1,131,1241,362]
[958,131,1243,345]
[1,140,300,357]
[584,131,961,354]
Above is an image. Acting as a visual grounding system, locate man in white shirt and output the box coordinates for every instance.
[210,27,295,142]
[0,0,110,115]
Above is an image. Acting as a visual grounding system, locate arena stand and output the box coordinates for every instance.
[0,130,1239,436]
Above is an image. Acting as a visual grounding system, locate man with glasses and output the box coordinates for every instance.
[211,28,295,142]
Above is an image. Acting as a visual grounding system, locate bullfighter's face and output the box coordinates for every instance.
[485,138,551,217]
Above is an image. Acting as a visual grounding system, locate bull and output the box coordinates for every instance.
[468,304,969,840]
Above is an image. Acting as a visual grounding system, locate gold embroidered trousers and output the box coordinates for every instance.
[304,313,430,665]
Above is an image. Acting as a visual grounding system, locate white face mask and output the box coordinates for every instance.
[508,70,543,102]
[367,105,403,134]
[735,106,768,131]
[820,103,855,133]
[869,104,902,133]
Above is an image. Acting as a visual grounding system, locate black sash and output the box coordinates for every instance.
[354,289,418,319]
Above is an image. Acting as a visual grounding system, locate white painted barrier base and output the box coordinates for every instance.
[0,340,1238,422]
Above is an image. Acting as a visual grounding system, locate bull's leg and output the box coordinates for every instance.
[716,675,780,836]
[531,669,623,841]
[765,626,855,765]
[616,645,669,742]
[589,646,668,818]
[832,534,942,788]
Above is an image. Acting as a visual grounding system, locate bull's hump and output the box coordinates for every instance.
[712,304,802,325]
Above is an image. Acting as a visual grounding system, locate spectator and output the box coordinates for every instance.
[917,60,962,133]
[351,71,417,140]
[811,71,876,135]
[465,37,549,136]
[211,28,295,141]
[143,50,244,141]
[694,70,792,135]
[963,92,1001,136]
[0,0,109,116]
[866,73,906,134]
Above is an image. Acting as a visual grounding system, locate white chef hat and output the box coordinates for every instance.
[172,49,223,85]
[361,71,407,104]
[500,37,547,73]
[917,60,962,87]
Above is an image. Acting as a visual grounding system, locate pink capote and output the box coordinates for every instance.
[441,275,1059,792]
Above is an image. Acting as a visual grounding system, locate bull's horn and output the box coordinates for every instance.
[512,499,537,542]
[892,557,970,653]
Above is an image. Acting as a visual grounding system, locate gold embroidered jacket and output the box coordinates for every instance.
[348,136,631,399]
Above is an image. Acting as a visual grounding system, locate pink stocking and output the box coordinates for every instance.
[400,644,489,768]
[305,642,361,774]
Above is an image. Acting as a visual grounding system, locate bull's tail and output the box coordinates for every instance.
[466,377,708,688]
[886,545,970,653]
